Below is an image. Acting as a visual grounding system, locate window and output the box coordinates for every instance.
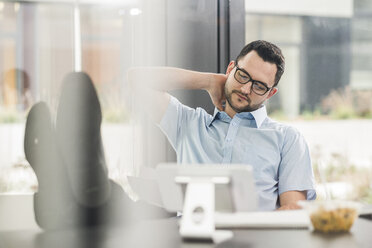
[245,0,372,203]
[0,1,154,194]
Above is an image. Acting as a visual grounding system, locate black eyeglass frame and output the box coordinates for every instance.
[234,63,274,96]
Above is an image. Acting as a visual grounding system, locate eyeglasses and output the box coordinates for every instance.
[234,64,273,96]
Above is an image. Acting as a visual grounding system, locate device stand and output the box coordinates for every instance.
[177,177,233,244]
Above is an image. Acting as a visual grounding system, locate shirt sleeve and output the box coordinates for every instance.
[158,96,196,151]
[278,126,317,200]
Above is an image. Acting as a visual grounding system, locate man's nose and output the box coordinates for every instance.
[240,81,252,94]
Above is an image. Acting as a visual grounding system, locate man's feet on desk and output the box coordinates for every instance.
[56,72,111,208]
[24,73,173,230]
[24,101,82,230]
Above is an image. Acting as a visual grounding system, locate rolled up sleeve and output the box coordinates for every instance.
[278,127,317,200]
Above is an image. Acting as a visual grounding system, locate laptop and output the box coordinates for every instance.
[128,164,311,228]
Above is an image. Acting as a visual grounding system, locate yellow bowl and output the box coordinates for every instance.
[298,200,362,233]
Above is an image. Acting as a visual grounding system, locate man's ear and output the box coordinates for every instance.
[266,87,278,100]
[226,61,235,76]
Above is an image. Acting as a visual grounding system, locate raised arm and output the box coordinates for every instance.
[126,67,227,123]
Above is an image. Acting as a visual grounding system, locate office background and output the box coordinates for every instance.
[0,0,371,204]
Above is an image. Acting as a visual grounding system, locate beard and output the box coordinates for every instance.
[224,87,261,113]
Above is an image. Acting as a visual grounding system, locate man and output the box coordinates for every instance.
[128,40,316,211]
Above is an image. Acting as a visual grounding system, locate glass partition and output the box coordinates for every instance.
[0,0,160,194]
[2,0,372,206]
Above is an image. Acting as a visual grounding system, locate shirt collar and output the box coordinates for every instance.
[208,109,230,124]
[246,105,267,128]
[208,105,267,128]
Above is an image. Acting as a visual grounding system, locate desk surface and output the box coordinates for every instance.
[1,218,372,248]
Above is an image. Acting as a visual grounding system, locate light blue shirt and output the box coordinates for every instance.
[160,96,316,211]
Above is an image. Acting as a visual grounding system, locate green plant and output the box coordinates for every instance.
[300,108,323,120]
[0,109,25,123]
[103,108,129,123]
[267,109,286,120]
[321,86,372,119]
[354,90,372,118]
[0,161,37,193]
[312,151,372,201]
[361,188,372,204]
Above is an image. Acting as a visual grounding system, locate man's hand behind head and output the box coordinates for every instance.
[206,73,227,111]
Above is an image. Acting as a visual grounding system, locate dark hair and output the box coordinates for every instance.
[236,40,285,86]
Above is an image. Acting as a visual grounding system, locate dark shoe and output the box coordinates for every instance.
[56,72,111,207]
[24,102,81,229]
[55,72,172,225]
[24,102,56,190]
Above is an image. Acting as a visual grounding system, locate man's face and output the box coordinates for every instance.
[224,51,278,115]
